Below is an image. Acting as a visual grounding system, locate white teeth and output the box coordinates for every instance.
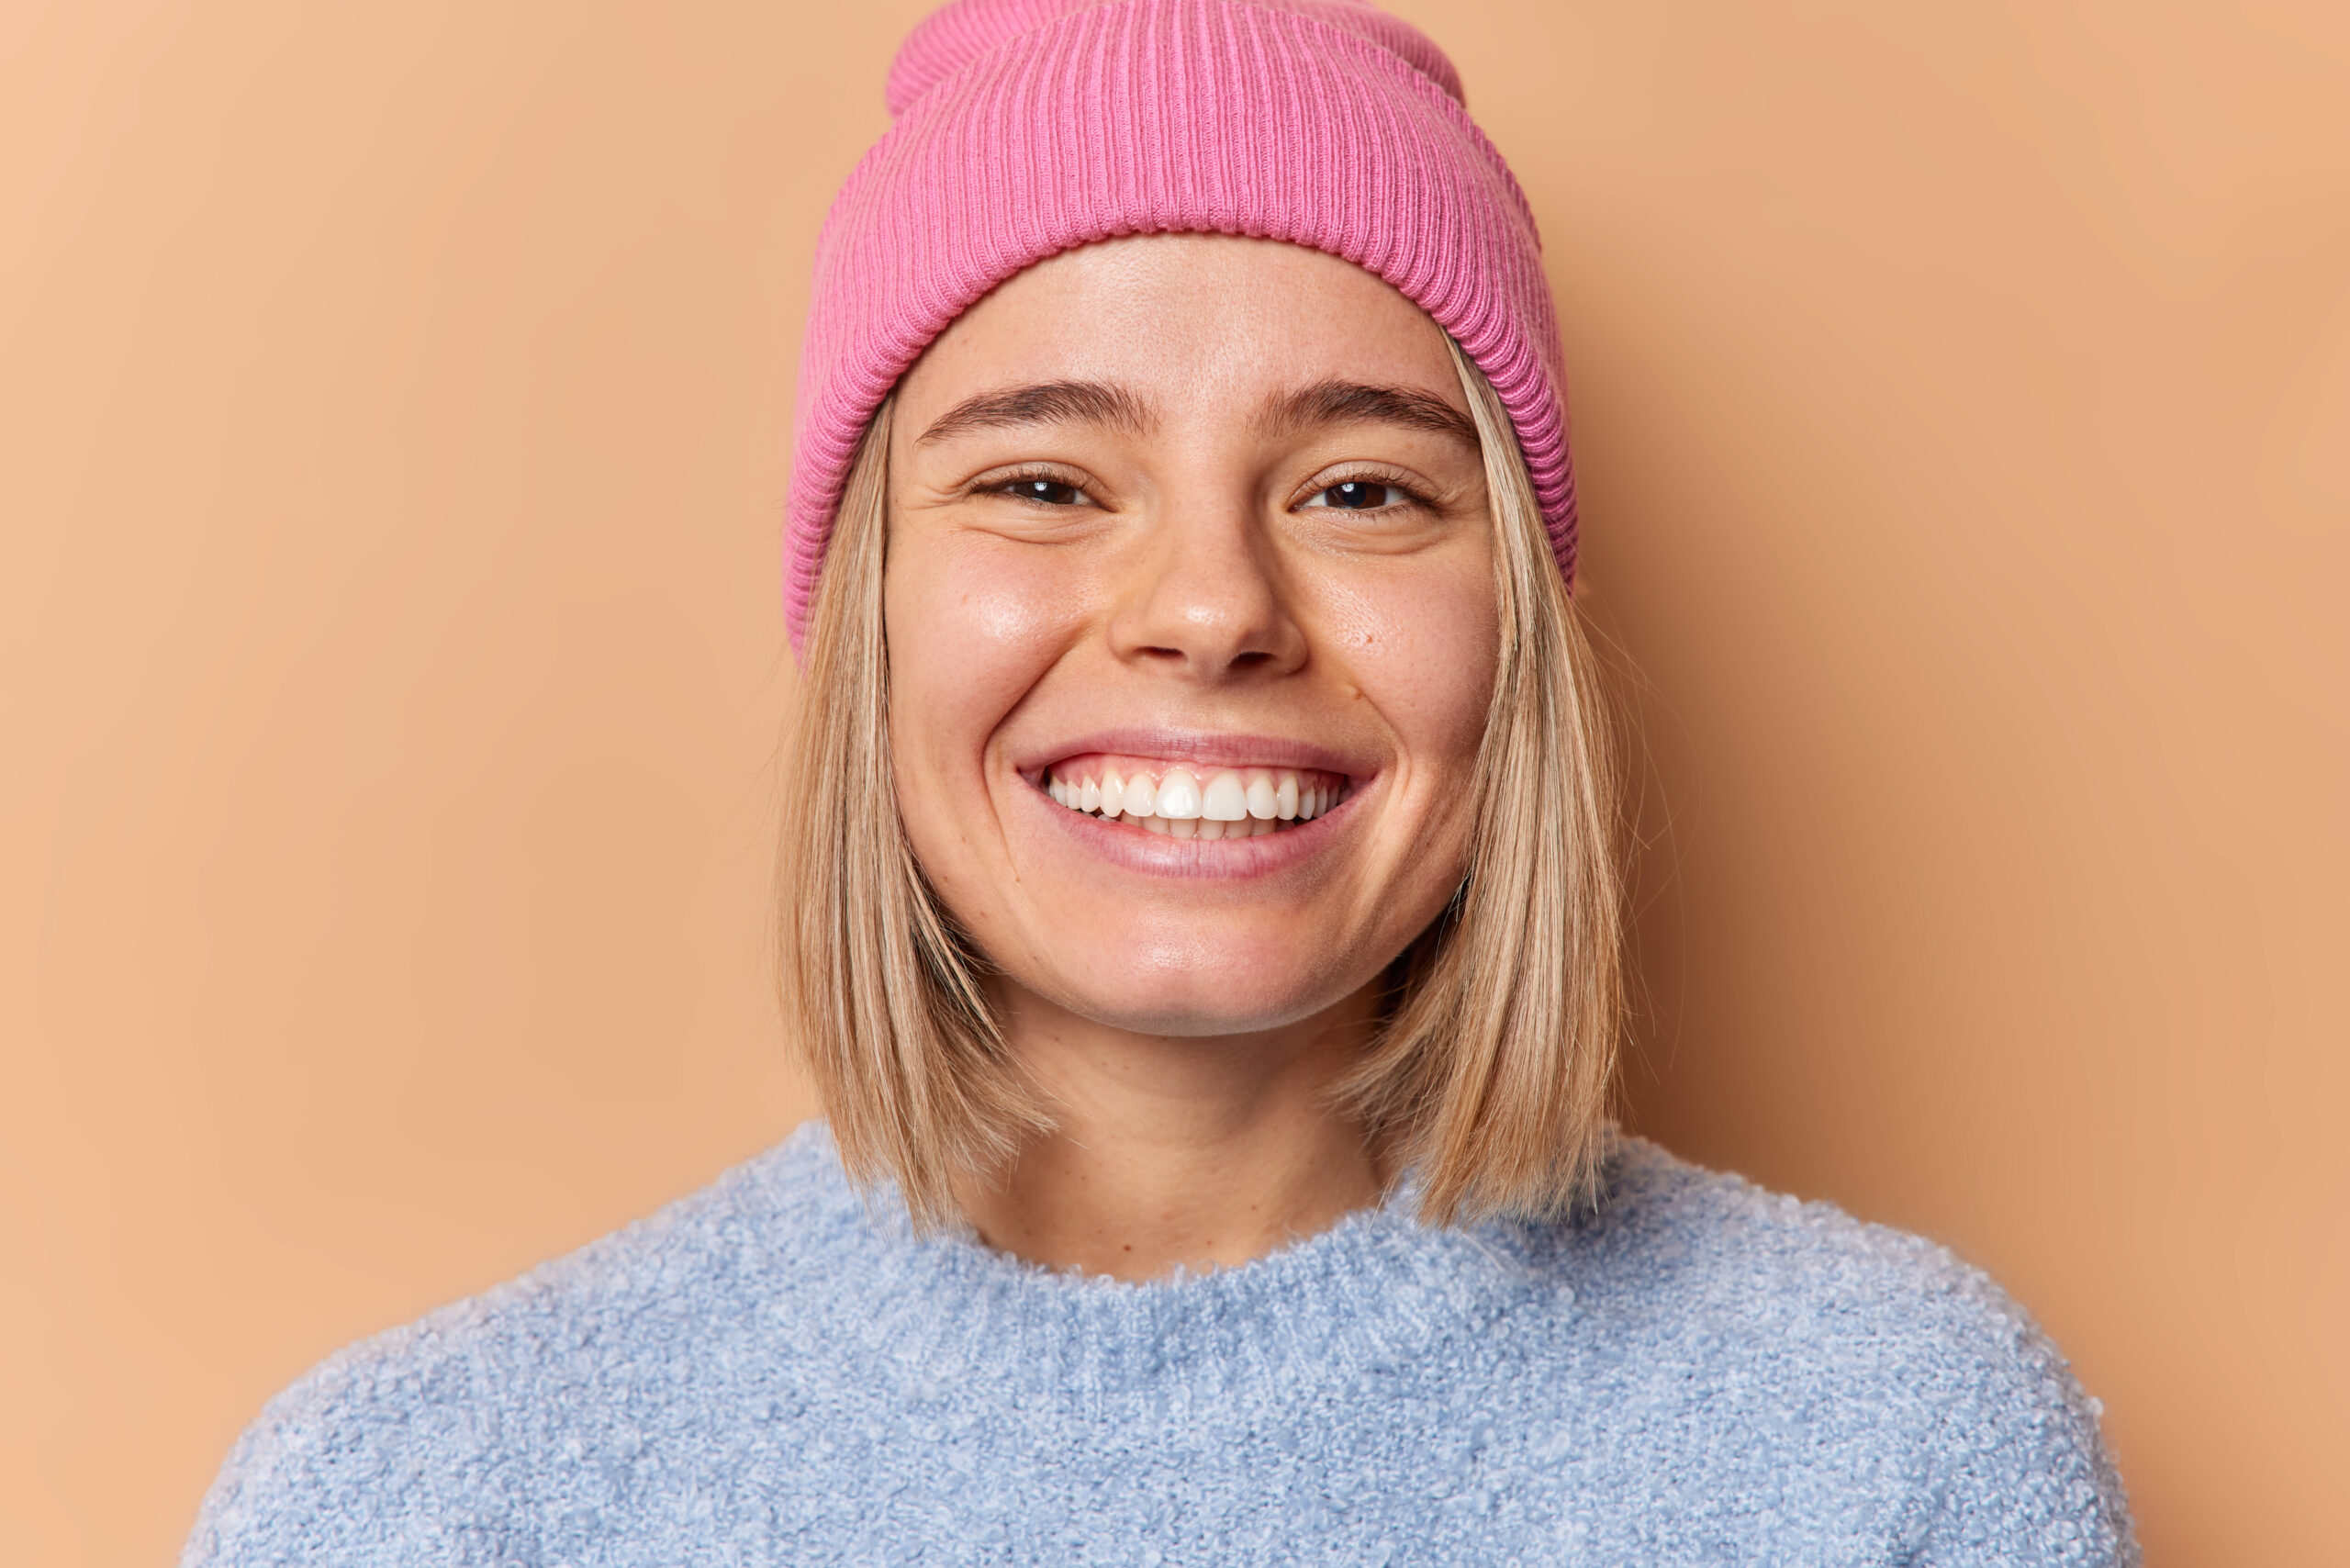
[1156,769,1203,820]
[1201,770,1249,822]
[1245,772,1279,820]
[1044,759,1348,834]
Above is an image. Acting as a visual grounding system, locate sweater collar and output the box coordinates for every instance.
[773,1124,1556,1401]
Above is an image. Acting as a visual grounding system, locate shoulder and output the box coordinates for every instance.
[181,1125,862,1568]
[1555,1134,2034,1344]
[1512,1136,2138,1563]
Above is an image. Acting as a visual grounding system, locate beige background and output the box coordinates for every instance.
[4,1,2343,1562]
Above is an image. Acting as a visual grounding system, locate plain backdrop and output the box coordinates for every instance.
[5,1,2344,1562]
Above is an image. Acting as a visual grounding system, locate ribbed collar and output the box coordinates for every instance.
[763,1125,1558,1405]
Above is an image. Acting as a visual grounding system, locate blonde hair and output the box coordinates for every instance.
[777,337,1624,1227]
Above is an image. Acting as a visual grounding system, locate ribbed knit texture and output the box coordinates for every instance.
[784,0,1576,646]
[185,1127,2137,1564]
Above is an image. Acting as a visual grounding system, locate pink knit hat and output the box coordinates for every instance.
[786,0,1575,646]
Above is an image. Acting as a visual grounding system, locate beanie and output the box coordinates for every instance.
[785,0,1574,647]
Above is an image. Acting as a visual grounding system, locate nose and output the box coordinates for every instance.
[1105,501,1307,680]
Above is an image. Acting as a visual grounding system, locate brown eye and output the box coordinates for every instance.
[999,476,1090,507]
[1306,480,1404,510]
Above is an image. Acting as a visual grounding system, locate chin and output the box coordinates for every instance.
[1032,952,1363,1041]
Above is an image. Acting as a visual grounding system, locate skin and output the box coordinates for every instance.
[886,234,1499,1280]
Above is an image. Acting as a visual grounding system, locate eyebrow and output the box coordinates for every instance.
[917,380,1153,445]
[1262,380,1480,448]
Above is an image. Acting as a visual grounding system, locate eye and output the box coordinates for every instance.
[992,476,1092,507]
[1301,478,1416,511]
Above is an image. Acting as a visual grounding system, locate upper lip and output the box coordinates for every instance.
[1010,728,1375,781]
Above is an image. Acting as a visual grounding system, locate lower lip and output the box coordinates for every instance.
[1025,782,1367,879]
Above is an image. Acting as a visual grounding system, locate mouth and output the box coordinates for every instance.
[1035,752,1357,840]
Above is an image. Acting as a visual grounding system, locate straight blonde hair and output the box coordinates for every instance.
[777,337,1624,1227]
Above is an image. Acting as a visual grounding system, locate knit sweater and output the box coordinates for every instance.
[183,1126,2137,1565]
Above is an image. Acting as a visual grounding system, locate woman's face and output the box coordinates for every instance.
[886,234,1497,1037]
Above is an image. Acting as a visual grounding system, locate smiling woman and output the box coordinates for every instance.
[783,237,1622,1257]
[182,1,2137,1562]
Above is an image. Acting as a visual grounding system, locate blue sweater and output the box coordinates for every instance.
[184,1126,2136,1564]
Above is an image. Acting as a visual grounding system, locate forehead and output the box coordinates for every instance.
[897,233,1460,424]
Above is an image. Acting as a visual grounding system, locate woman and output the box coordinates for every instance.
[185,0,2137,1561]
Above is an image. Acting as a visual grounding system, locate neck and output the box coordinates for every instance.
[952,983,1385,1282]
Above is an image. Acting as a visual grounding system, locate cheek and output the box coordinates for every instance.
[1323,553,1499,771]
[884,531,1090,791]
